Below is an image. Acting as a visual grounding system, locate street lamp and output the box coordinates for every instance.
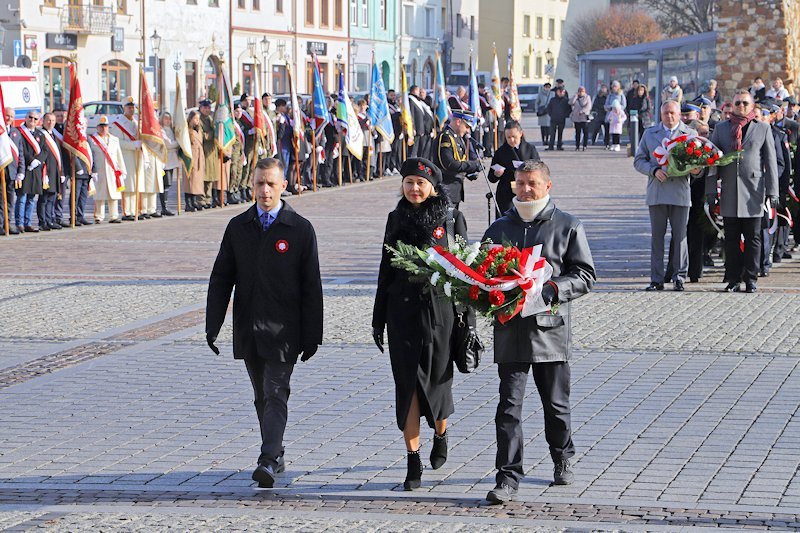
[150,29,162,109]
[545,48,553,82]
[259,36,270,95]
[350,39,359,90]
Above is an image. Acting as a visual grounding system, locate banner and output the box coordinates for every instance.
[62,63,93,171]
[434,52,450,128]
[139,67,166,163]
[0,85,14,171]
[287,61,305,146]
[310,53,331,136]
[490,45,504,116]
[467,52,482,128]
[367,57,394,143]
[399,67,414,142]
[336,71,364,160]
[172,72,193,176]
[214,68,237,151]
[507,48,522,121]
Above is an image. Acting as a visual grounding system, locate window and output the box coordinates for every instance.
[93,0,103,5]
[351,0,358,25]
[560,19,565,39]
[185,61,197,108]
[276,0,283,13]
[253,0,259,9]
[523,15,530,37]
[523,55,530,78]
[403,5,413,35]
[43,56,70,112]
[209,0,219,6]
[242,64,254,96]
[334,0,342,28]
[535,16,542,38]
[470,15,474,40]
[321,0,329,26]
[306,0,314,25]
[117,0,126,14]
[380,0,386,30]
[356,64,369,91]
[237,0,245,7]
[548,18,555,39]
[44,0,55,6]
[441,6,446,31]
[535,56,543,78]
[361,0,367,27]
[425,7,434,37]
[101,59,131,101]
[456,17,461,38]
[187,0,196,4]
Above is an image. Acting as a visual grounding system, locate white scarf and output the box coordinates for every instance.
[513,195,550,222]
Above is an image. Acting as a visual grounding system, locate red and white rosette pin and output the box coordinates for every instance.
[275,240,289,253]
[432,227,445,240]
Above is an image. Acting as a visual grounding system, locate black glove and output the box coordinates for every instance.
[223,155,231,163]
[706,194,718,207]
[206,333,220,355]
[300,345,318,362]
[372,327,384,353]
[541,282,557,306]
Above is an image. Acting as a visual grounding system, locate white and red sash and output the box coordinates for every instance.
[52,128,64,144]
[234,121,245,144]
[40,129,63,175]
[113,120,137,142]
[264,116,277,156]
[8,129,19,165]
[90,134,125,191]
[240,110,254,129]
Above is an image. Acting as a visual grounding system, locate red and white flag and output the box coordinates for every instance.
[139,67,167,163]
[63,62,93,173]
[0,84,17,172]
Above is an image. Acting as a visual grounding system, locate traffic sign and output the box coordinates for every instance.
[13,40,22,58]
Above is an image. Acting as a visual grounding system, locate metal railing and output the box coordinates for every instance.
[61,4,115,35]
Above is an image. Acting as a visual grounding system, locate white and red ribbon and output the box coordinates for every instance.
[652,131,722,169]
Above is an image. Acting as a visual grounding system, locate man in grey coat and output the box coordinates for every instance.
[634,100,699,291]
[706,89,779,293]
[482,160,596,504]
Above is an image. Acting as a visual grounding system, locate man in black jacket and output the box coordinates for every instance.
[206,157,323,489]
[482,159,595,504]
[433,108,481,208]
[546,87,571,151]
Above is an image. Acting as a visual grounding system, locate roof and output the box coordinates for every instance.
[577,32,716,62]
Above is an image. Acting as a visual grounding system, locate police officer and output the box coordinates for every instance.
[434,108,481,209]
[764,100,793,270]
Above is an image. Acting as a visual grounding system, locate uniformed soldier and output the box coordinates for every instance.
[89,115,126,224]
[2,107,24,235]
[758,100,791,277]
[433,108,481,209]
[199,99,219,208]
[228,103,246,204]
[765,100,794,266]
[111,97,144,220]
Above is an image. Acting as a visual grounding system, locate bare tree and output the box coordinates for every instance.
[563,5,663,72]
[643,0,716,36]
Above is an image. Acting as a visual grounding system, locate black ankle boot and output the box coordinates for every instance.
[430,431,448,470]
[403,450,422,491]
[184,194,196,212]
[160,192,174,215]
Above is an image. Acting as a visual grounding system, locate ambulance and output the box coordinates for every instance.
[0,66,42,126]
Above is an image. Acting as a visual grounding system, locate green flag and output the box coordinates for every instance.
[214,69,236,151]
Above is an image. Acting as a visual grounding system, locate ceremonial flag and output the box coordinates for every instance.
[507,48,522,121]
[139,67,167,163]
[399,66,414,142]
[287,61,305,145]
[336,71,364,160]
[310,53,331,136]
[434,51,450,127]
[0,84,15,171]
[61,63,93,171]
[172,72,192,176]
[251,65,267,138]
[368,56,394,143]
[214,68,237,151]
[489,45,504,116]
[467,52,482,128]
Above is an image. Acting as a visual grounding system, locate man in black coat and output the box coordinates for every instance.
[545,87,571,151]
[206,157,323,489]
[489,119,540,215]
[433,109,481,208]
[482,159,595,504]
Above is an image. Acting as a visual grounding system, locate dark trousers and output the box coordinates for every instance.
[548,122,565,149]
[1,177,14,231]
[574,122,588,148]
[603,122,611,146]
[73,178,89,221]
[723,216,761,284]
[495,362,574,488]
[37,191,57,228]
[540,125,550,146]
[55,180,67,221]
[686,180,707,280]
[244,357,294,468]
[772,220,790,261]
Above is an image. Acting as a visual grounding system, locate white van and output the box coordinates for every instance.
[0,66,42,126]
[446,71,491,93]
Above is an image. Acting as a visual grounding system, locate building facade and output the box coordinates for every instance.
[349,0,397,93]
[399,0,443,91]
[447,0,479,73]
[291,0,350,95]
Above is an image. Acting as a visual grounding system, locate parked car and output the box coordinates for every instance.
[516,84,541,113]
[83,101,125,134]
[446,71,491,94]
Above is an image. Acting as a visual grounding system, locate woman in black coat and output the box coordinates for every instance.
[372,157,467,491]
[489,120,540,216]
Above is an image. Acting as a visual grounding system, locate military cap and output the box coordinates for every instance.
[97,115,109,126]
[199,99,212,107]
[450,108,475,128]
[681,102,701,114]
[400,157,442,187]
[784,96,798,106]
[124,96,136,106]
[693,96,713,107]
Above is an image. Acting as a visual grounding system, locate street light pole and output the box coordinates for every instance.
[150,29,162,109]
[545,48,553,84]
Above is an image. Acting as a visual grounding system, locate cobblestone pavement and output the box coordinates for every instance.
[2,131,800,530]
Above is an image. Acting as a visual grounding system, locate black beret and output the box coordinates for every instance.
[199,99,212,107]
[400,157,442,187]
[784,96,798,105]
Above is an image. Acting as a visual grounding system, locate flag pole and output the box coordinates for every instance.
[337,133,342,186]
[493,110,498,151]
[311,130,318,192]
[218,121,225,206]
[70,154,76,228]
[135,71,142,222]
[1,168,8,236]
[176,164,182,215]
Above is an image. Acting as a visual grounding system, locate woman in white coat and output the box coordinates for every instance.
[89,116,127,223]
[159,112,179,216]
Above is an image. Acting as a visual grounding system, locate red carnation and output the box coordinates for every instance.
[685,146,693,154]
[469,285,481,301]
[497,263,508,275]
[489,290,505,306]
[476,264,488,276]
[704,145,713,153]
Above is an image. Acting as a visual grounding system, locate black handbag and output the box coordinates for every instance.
[451,305,483,373]
[536,105,547,117]
[445,210,484,373]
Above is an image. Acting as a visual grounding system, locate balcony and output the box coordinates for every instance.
[61,5,115,35]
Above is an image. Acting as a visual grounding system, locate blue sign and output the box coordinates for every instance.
[13,40,22,58]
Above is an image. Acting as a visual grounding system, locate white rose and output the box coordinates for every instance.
[443,281,452,297]
[430,272,440,286]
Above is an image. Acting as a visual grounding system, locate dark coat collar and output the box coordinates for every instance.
[244,200,298,227]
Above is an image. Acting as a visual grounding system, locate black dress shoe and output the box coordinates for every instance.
[252,464,275,489]
[78,219,93,225]
[7,226,20,235]
[149,212,162,218]
[745,282,757,293]
[674,280,685,292]
[162,209,175,216]
[689,277,699,283]
[39,226,50,231]
[724,282,741,292]
[553,458,575,485]
[122,215,135,221]
[403,450,422,491]
[430,431,448,470]
[49,223,62,230]
[759,270,769,277]
[109,218,122,224]
[783,252,793,259]
[486,482,518,504]
[772,256,782,264]
[275,454,285,474]
[140,213,151,219]
[645,282,664,291]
